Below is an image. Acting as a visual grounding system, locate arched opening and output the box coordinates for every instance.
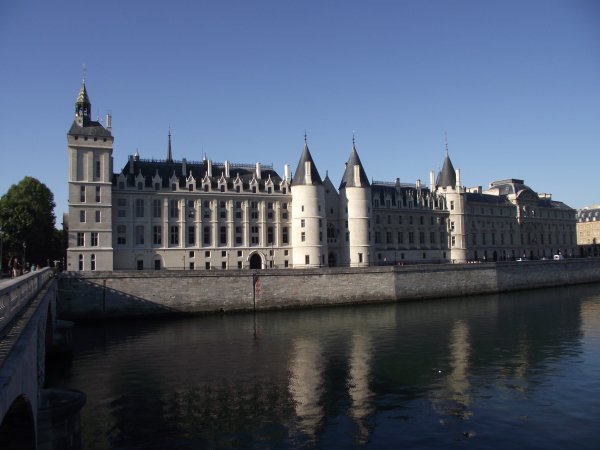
[328,252,336,267]
[0,395,36,449]
[249,253,262,270]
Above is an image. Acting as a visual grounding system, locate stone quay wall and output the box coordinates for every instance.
[57,258,600,320]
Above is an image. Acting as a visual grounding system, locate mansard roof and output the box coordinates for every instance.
[292,142,323,186]
[114,158,283,191]
[339,144,370,189]
[436,154,456,188]
[578,207,600,222]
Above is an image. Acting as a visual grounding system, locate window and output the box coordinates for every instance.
[95,160,101,179]
[301,232,306,242]
[153,199,161,218]
[358,253,363,263]
[301,219,305,228]
[137,260,144,270]
[205,251,211,257]
[135,226,144,245]
[90,254,96,271]
[282,227,289,244]
[153,226,162,245]
[77,232,84,246]
[137,182,143,190]
[80,186,86,202]
[95,186,101,202]
[237,250,243,257]
[222,261,227,269]
[450,201,455,211]
[267,227,274,244]
[154,183,160,191]
[221,250,227,257]
[305,255,310,265]
[409,232,415,244]
[172,184,177,191]
[95,210,101,223]
[80,210,86,222]
[117,225,126,245]
[203,226,211,245]
[154,260,161,270]
[78,254,83,271]
[170,200,179,218]
[189,262,195,270]
[220,226,227,245]
[170,226,179,245]
[91,232,99,247]
[188,226,195,245]
[135,199,144,217]
[237,261,242,269]
[205,262,211,269]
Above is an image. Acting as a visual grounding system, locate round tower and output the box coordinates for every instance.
[339,139,371,267]
[291,138,327,268]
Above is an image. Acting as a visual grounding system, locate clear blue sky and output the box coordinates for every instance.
[1,0,599,225]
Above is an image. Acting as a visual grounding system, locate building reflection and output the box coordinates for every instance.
[288,338,324,437]
[447,319,472,419]
[348,333,374,442]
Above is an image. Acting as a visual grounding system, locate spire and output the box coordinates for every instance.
[436,152,456,188]
[339,136,370,189]
[74,80,91,126]
[166,127,173,162]
[292,134,323,185]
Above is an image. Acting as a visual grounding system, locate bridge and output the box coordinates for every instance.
[0,268,83,449]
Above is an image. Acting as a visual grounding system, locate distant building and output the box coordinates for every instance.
[577,206,600,257]
[66,82,577,271]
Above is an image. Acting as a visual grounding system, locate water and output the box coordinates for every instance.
[46,283,600,449]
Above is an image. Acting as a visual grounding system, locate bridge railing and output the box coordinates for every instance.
[0,268,53,333]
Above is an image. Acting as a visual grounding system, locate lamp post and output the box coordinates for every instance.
[23,242,27,269]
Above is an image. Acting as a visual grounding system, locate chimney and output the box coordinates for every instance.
[456,169,461,188]
[429,170,435,190]
[128,154,134,174]
[256,162,262,180]
[182,158,187,176]
[207,160,212,177]
[284,164,290,181]
[224,160,230,178]
[416,179,421,189]
[106,113,112,132]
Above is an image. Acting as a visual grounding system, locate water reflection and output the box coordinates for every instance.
[45,283,600,449]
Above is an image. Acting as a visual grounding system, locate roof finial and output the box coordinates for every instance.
[304,129,307,144]
[82,63,87,84]
[352,131,356,148]
[444,132,449,156]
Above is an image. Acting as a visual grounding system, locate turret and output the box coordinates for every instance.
[74,81,91,127]
[291,136,327,268]
[339,137,371,267]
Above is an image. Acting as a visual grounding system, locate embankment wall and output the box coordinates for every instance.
[57,258,600,319]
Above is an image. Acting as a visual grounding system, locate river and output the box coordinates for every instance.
[46,283,600,449]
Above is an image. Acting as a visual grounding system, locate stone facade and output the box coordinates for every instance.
[577,206,600,256]
[66,82,577,271]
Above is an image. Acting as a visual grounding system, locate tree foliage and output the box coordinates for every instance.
[0,176,61,266]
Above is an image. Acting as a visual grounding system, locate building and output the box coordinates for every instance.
[577,206,600,257]
[66,82,577,271]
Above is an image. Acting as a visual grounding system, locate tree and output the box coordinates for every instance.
[0,177,58,267]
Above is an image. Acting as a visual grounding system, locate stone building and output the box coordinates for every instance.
[577,206,600,257]
[66,82,577,271]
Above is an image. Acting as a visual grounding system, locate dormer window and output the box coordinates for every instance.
[137,182,143,190]
[220,185,225,192]
[189,184,193,192]
[154,183,160,190]
[236,185,241,193]
[171,184,176,191]
[204,184,209,192]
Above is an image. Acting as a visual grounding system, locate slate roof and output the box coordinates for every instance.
[115,158,284,192]
[68,120,113,138]
[578,208,600,222]
[339,144,370,189]
[436,154,456,188]
[292,142,323,186]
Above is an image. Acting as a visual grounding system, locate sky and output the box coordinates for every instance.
[1,0,599,226]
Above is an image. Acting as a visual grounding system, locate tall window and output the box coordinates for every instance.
[91,232,99,247]
[90,254,96,271]
[267,226,274,244]
[170,200,179,218]
[305,255,310,265]
[80,186,86,202]
[135,226,144,245]
[77,232,84,246]
[153,226,162,245]
[220,226,227,245]
[95,186,101,202]
[95,210,101,223]
[203,226,211,245]
[80,210,86,223]
[135,199,144,218]
[117,225,126,245]
[282,227,289,244]
[153,199,161,218]
[95,160,101,179]
[189,226,196,245]
[170,226,179,245]
[78,254,83,271]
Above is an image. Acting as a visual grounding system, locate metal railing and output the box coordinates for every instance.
[0,268,53,333]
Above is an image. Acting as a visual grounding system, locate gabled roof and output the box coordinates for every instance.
[292,141,323,186]
[339,144,370,189]
[436,154,456,188]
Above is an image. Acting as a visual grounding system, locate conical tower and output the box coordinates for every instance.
[339,137,371,267]
[291,135,327,268]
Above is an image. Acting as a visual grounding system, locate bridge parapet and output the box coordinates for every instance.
[0,268,53,333]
